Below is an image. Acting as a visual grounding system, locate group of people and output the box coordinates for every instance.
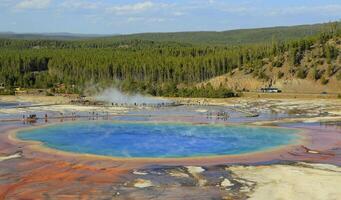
[110,102,177,108]
[206,111,230,121]
[22,111,112,124]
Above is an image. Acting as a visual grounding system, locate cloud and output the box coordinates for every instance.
[173,11,185,16]
[107,1,155,14]
[106,1,172,15]
[15,0,52,10]
[217,3,341,17]
[0,0,13,7]
[61,0,100,10]
[221,6,252,14]
[126,16,168,23]
[268,4,341,16]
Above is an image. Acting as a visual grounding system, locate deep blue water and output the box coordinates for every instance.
[17,122,298,158]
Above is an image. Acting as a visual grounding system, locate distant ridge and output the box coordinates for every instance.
[0,32,116,40]
[98,22,340,45]
[0,22,339,45]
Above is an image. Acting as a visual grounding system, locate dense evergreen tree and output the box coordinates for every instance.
[0,23,340,98]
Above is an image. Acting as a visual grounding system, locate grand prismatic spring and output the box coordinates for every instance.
[2,3,341,198]
[17,122,299,158]
[1,97,341,200]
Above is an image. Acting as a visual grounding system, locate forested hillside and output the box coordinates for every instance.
[204,35,341,94]
[1,22,338,45]
[0,22,340,97]
[101,22,335,45]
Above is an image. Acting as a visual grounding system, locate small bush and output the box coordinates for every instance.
[296,68,307,79]
[326,65,336,77]
[312,67,324,80]
[272,56,284,68]
[46,92,55,96]
[277,71,285,79]
[258,71,269,81]
[0,88,15,95]
[317,59,324,65]
[321,77,329,85]
[289,67,296,75]
[244,68,253,75]
[337,72,341,81]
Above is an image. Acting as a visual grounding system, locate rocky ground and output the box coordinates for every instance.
[1,149,340,200]
[113,162,341,200]
[0,95,341,199]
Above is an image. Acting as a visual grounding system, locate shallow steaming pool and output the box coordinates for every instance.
[17,122,299,158]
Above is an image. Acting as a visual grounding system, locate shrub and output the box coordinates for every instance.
[289,67,296,75]
[317,59,324,65]
[296,68,307,79]
[312,67,323,80]
[326,65,336,77]
[171,85,237,98]
[0,88,15,95]
[321,77,329,85]
[46,92,55,96]
[277,71,285,79]
[244,68,253,75]
[258,71,269,81]
[272,56,284,68]
[337,72,341,81]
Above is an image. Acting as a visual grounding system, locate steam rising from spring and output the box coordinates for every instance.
[95,88,172,105]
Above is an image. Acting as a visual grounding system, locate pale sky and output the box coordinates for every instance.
[0,0,340,34]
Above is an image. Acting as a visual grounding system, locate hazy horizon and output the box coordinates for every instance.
[1,0,341,35]
[0,20,339,36]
